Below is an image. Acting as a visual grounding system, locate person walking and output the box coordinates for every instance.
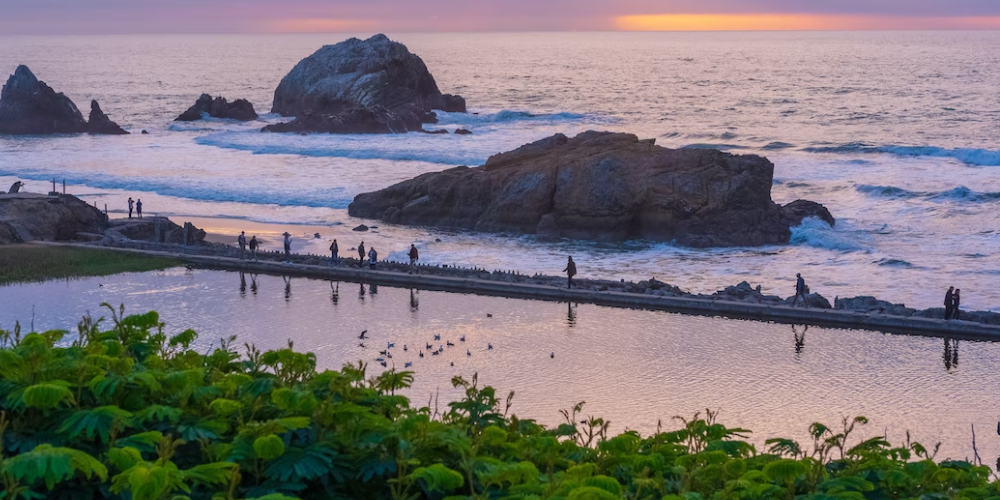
[237,231,247,260]
[358,241,366,266]
[127,197,134,219]
[953,289,962,320]
[791,273,808,308]
[563,256,577,289]
[408,244,419,273]
[944,286,955,319]
[282,232,292,261]
[368,246,378,270]
[330,239,339,264]
[248,235,259,261]
[135,199,143,219]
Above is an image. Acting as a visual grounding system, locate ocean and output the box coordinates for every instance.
[2,31,1000,310]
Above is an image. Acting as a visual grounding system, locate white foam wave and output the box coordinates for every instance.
[790,217,867,252]
[803,143,1000,166]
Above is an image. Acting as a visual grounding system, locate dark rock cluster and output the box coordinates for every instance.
[175,93,258,122]
[0,65,128,135]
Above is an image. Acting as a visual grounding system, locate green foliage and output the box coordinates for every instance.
[0,246,180,285]
[0,303,994,500]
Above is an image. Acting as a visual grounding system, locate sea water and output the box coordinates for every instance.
[2,32,1000,310]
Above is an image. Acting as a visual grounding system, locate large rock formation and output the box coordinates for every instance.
[348,131,835,247]
[175,94,258,121]
[87,100,129,135]
[267,34,465,134]
[0,193,107,243]
[263,105,414,134]
[0,65,88,135]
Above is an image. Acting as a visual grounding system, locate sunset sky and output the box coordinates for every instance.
[4,0,1000,34]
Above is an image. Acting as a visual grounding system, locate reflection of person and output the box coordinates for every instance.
[283,276,292,301]
[250,274,258,295]
[239,271,246,297]
[943,338,959,371]
[410,289,419,311]
[566,302,577,326]
[330,281,339,305]
[793,325,808,354]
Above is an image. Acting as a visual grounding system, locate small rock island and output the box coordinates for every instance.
[349,131,834,247]
[0,65,128,135]
[264,34,466,134]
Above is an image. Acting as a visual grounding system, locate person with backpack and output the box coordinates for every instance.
[408,244,419,273]
[791,273,808,308]
[248,235,259,261]
[330,239,339,264]
[237,231,247,259]
[282,232,292,261]
[368,246,378,270]
[563,256,577,289]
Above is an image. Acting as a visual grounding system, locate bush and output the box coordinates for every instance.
[0,303,994,500]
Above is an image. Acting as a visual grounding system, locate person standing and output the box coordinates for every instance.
[358,241,366,266]
[563,256,577,289]
[127,197,134,219]
[944,286,955,319]
[283,232,292,261]
[953,289,962,320]
[368,246,378,270]
[237,231,247,260]
[330,239,339,264]
[135,199,143,219]
[792,273,808,308]
[248,235,259,261]
[408,244,419,271]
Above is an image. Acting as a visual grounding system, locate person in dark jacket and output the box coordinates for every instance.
[248,235,259,261]
[128,197,134,219]
[330,239,339,264]
[358,241,366,266]
[237,231,247,260]
[563,256,577,289]
[368,247,378,270]
[792,273,808,308]
[408,244,419,274]
[953,289,961,320]
[135,199,143,219]
[944,286,955,319]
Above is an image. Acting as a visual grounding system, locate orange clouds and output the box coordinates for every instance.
[614,13,1000,31]
[263,18,374,33]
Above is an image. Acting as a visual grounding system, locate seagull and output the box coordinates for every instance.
[419,351,424,358]
[450,362,454,367]
[387,342,395,349]
[550,352,555,359]
[446,341,454,347]
[380,361,387,367]
[466,349,471,356]
[404,362,412,368]
[488,343,493,350]
[403,345,408,351]
[434,334,441,340]
[359,343,366,348]
[432,350,440,356]
[379,350,387,355]
[387,353,392,359]
[426,343,433,350]
[376,357,385,362]
[487,314,493,318]
[359,330,368,339]
[460,335,466,342]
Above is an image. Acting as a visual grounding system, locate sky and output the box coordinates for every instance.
[3,0,1000,34]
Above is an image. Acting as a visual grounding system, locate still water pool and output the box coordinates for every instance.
[1,267,998,464]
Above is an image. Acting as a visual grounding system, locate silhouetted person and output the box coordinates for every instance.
[135,199,143,219]
[250,274,258,295]
[944,286,955,319]
[408,244,419,273]
[943,338,959,371]
[953,289,962,320]
[239,271,246,297]
[330,239,339,264]
[248,235,259,261]
[283,232,292,260]
[127,197,134,219]
[563,256,577,289]
[358,282,366,303]
[283,275,292,301]
[567,302,577,326]
[237,231,247,259]
[368,247,378,270]
[358,241,366,266]
[8,181,23,194]
[791,273,808,308]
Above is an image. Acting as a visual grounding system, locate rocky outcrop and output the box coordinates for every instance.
[0,65,88,135]
[267,34,465,134]
[176,94,258,121]
[348,131,835,247]
[87,100,128,135]
[106,218,206,246]
[262,105,413,134]
[0,193,107,243]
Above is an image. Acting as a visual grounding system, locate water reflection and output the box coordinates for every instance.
[566,302,577,327]
[358,283,366,303]
[330,282,339,306]
[793,325,808,355]
[283,276,292,302]
[410,289,419,312]
[239,272,246,298]
[250,274,258,296]
[944,338,959,372]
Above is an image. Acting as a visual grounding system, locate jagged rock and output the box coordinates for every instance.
[107,218,206,245]
[262,105,413,134]
[176,93,258,121]
[348,131,835,247]
[87,100,128,135]
[421,129,449,134]
[141,130,149,134]
[781,199,835,227]
[782,293,833,309]
[353,224,369,232]
[454,128,473,135]
[0,65,87,135]
[269,34,466,134]
[0,194,107,243]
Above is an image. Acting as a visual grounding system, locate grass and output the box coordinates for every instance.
[0,245,182,285]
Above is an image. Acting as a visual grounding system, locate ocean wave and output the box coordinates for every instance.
[789,217,867,252]
[856,184,1000,202]
[876,258,913,267]
[0,168,353,210]
[801,143,1000,166]
[680,143,746,151]
[432,109,593,126]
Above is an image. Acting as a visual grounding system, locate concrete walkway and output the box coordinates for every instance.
[33,241,1000,341]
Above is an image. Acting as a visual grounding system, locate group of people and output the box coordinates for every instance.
[236,231,261,260]
[126,197,143,219]
[944,286,963,320]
